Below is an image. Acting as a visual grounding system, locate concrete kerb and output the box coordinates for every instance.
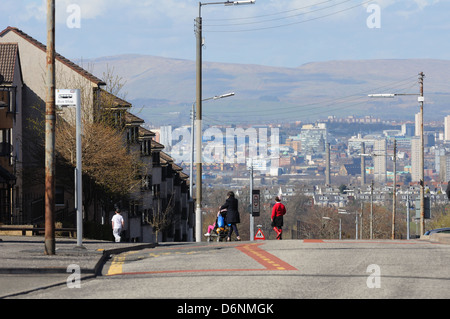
[429,233,450,245]
[94,243,157,276]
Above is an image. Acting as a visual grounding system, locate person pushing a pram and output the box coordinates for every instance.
[205,208,229,241]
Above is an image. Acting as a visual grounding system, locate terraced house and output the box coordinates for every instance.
[0,26,193,243]
[0,42,23,225]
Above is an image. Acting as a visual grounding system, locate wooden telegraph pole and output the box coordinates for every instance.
[44,0,56,255]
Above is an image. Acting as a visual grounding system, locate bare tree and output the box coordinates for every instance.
[144,193,175,243]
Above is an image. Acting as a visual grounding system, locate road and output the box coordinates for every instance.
[13,239,450,301]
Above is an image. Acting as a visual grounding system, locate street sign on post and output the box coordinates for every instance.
[56,89,79,107]
[252,189,260,217]
[56,88,84,248]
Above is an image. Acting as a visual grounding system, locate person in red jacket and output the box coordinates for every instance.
[271,196,286,240]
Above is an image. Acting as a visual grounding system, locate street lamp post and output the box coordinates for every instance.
[368,72,425,236]
[195,1,255,242]
[190,92,235,200]
[392,139,397,240]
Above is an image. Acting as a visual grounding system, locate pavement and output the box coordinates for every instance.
[0,235,156,298]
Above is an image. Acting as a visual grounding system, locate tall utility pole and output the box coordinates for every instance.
[368,72,425,236]
[325,143,330,185]
[249,160,254,241]
[190,103,195,201]
[360,142,365,187]
[418,72,425,236]
[370,180,374,239]
[45,0,56,255]
[392,139,397,240]
[194,6,202,242]
[194,0,255,242]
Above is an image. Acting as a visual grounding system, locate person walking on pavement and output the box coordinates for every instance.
[111,208,124,242]
[271,196,286,240]
[220,191,241,241]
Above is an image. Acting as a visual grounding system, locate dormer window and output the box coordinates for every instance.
[127,126,139,143]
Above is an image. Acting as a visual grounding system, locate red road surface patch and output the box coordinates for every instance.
[303,239,325,243]
[236,243,297,271]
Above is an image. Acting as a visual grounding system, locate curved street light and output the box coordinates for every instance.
[195,1,255,242]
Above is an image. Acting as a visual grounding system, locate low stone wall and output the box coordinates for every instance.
[430,233,450,245]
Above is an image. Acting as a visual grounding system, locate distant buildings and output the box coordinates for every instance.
[401,123,415,137]
[415,112,422,137]
[410,137,421,182]
[440,154,450,181]
[300,123,327,155]
[373,139,387,183]
[445,115,450,141]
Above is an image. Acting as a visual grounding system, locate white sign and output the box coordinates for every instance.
[56,89,79,106]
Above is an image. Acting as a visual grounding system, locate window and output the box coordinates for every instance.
[0,129,12,157]
[141,140,150,156]
[127,126,139,143]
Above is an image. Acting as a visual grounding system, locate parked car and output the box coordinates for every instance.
[421,227,450,239]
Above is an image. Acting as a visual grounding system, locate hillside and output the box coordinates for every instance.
[85,55,450,126]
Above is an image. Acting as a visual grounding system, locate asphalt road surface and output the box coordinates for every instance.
[13,239,450,301]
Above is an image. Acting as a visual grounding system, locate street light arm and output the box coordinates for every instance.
[368,94,396,98]
[214,92,235,99]
[201,1,255,7]
[200,92,235,102]
[225,0,256,5]
[368,93,419,97]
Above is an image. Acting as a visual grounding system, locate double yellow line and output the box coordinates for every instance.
[107,251,138,276]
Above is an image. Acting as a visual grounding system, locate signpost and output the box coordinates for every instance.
[55,89,84,248]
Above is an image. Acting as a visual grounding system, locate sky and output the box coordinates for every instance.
[2,0,450,68]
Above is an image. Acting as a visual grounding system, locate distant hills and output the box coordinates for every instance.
[84,54,450,126]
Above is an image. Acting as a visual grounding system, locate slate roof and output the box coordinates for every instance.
[0,43,19,84]
[139,126,156,139]
[125,111,145,125]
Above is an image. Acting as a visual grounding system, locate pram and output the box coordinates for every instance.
[206,208,229,242]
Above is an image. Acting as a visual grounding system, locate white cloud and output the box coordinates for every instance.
[18,0,46,22]
[55,0,111,23]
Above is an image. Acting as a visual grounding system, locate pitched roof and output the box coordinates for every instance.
[0,27,105,86]
[160,152,183,172]
[139,126,156,139]
[125,111,145,125]
[100,90,131,109]
[151,139,164,150]
[160,151,174,164]
[0,43,19,84]
[341,163,361,176]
